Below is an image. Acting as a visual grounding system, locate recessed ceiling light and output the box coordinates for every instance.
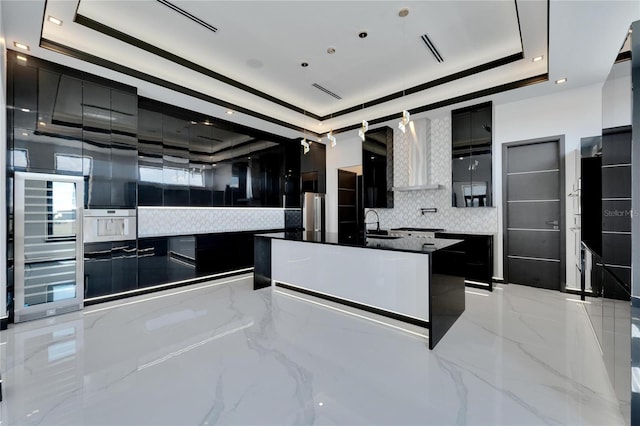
[22,132,28,137]
[226,110,234,115]
[358,31,368,39]
[39,121,46,126]
[48,16,63,26]
[532,55,543,62]
[301,62,309,67]
[327,47,336,54]
[318,122,323,127]
[398,8,410,17]
[16,55,27,62]
[13,42,29,51]
[555,78,567,84]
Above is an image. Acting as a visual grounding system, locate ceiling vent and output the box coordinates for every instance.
[156,0,218,33]
[312,83,342,100]
[420,33,443,63]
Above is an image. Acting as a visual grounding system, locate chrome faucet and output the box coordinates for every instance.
[364,209,380,232]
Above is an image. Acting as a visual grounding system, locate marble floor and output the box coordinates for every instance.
[0,275,625,425]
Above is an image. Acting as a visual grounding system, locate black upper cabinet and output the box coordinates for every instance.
[83,82,112,208]
[138,108,164,206]
[284,141,301,207]
[451,111,471,148]
[110,91,138,208]
[189,122,214,207]
[362,126,394,208]
[162,115,190,206]
[13,68,83,173]
[451,102,493,207]
[12,63,38,131]
[301,142,326,193]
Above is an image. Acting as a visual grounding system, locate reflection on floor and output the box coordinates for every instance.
[0,276,625,425]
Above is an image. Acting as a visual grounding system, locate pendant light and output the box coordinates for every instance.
[327,130,337,148]
[397,8,411,134]
[358,120,369,141]
[301,138,310,154]
[398,110,410,133]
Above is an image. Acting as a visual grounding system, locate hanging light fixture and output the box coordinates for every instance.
[398,110,410,133]
[327,130,337,148]
[301,138,310,154]
[358,120,369,141]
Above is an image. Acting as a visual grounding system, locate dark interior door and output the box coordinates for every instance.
[504,139,564,289]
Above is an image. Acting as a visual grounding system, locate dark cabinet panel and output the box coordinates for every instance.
[451,103,492,207]
[12,64,38,130]
[84,242,113,298]
[111,241,138,293]
[162,115,190,206]
[84,241,138,298]
[83,82,112,208]
[189,122,214,206]
[451,111,471,148]
[38,71,83,141]
[602,200,631,233]
[602,130,631,166]
[601,166,631,199]
[470,106,492,147]
[138,108,164,206]
[12,70,84,174]
[363,127,393,208]
[138,238,168,288]
[436,233,493,288]
[284,141,301,207]
[167,236,196,282]
[300,142,326,194]
[196,232,254,275]
[110,91,138,208]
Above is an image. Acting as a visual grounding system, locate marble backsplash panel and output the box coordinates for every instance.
[372,116,498,234]
[138,207,294,237]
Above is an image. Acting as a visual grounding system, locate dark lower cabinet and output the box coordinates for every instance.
[196,232,255,274]
[137,238,169,288]
[435,233,494,290]
[84,240,138,298]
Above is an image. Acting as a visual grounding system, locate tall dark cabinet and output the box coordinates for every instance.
[601,126,632,290]
[362,127,393,208]
[301,141,326,194]
[451,102,493,207]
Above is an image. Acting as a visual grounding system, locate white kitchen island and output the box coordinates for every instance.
[254,231,465,349]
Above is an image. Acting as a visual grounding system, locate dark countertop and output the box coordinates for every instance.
[255,231,463,255]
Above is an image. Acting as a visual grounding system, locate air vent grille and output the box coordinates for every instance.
[156,0,218,33]
[312,83,342,100]
[420,34,443,63]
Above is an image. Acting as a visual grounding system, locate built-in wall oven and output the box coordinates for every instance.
[83,210,137,300]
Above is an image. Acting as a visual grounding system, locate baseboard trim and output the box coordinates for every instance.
[274,281,430,329]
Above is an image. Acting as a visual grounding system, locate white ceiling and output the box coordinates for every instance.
[1,1,638,139]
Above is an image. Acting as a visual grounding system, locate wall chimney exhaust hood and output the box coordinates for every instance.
[392,118,442,191]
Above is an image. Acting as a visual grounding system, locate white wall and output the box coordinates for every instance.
[325,84,604,290]
[0,1,7,321]
[494,84,603,288]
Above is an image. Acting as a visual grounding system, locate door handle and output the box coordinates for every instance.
[546,220,559,226]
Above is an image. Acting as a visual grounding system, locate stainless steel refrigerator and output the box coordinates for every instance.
[302,192,325,233]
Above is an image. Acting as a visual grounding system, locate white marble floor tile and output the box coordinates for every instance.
[0,277,625,425]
